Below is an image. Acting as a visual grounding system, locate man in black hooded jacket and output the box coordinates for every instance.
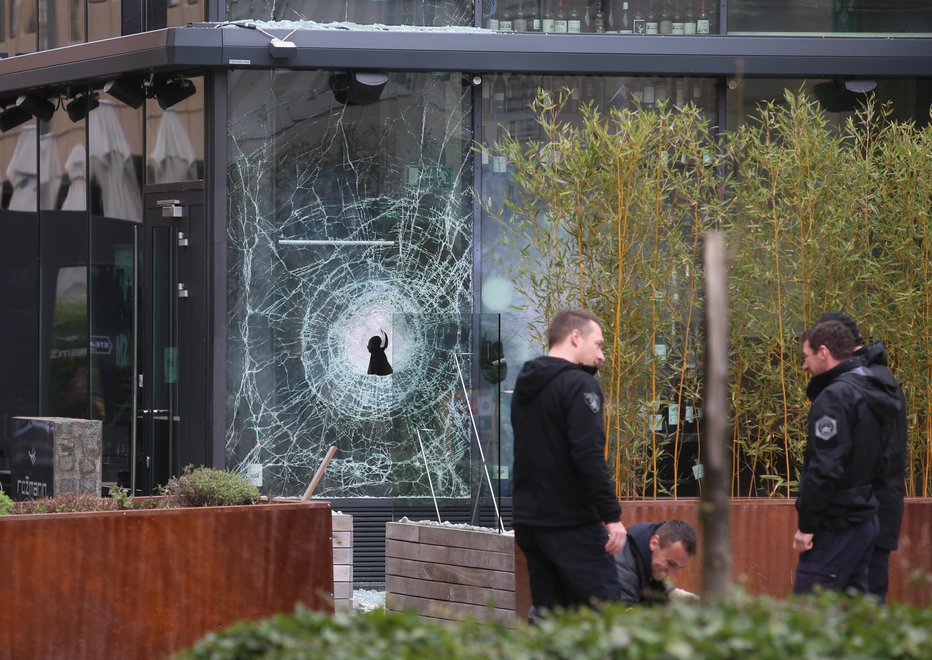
[793,320,901,594]
[818,312,908,600]
[511,308,627,617]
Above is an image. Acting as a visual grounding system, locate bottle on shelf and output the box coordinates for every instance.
[672,1,685,34]
[568,2,582,33]
[645,1,659,34]
[486,3,500,30]
[697,0,710,34]
[528,1,541,31]
[491,123,508,176]
[500,4,513,30]
[542,0,556,32]
[618,1,633,34]
[642,77,656,109]
[594,2,607,33]
[513,2,529,31]
[493,74,506,114]
[683,0,697,34]
[555,0,569,32]
[659,0,673,34]
[633,1,646,34]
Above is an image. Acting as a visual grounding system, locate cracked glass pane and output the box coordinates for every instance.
[226,69,477,499]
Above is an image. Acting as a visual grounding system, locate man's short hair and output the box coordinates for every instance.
[655,519,697,556]
[802,320,856,360]
[817,311,863,346]
[548,308,602,348]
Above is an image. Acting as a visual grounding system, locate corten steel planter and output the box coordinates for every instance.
[514,498,931,620]
[0,500,334,660]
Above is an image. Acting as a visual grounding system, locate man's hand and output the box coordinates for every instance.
[793,529,814,553]
[604,521,627,554]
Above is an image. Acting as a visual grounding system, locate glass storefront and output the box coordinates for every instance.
[1,2,930,503]
[225,69,477,498]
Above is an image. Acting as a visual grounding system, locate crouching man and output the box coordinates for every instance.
[614,519,698,605]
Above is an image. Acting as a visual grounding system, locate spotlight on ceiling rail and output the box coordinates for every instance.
[16,93,56,122]
[814,79,877,113]
[329,72,389,106]
[103,76,147,109]
[153,76,197,110]
[0,102,33,131]
[65,92,100,122]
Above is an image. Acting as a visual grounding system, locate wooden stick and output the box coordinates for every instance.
[701,231,732,600]
[302,446,337,500]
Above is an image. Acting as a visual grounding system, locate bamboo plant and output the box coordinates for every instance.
[492,89,932,499]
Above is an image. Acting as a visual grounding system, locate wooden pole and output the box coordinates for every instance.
[302,446,337,501]
[701,231,732,599]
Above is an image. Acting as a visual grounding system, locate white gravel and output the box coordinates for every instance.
[352,589,385,613]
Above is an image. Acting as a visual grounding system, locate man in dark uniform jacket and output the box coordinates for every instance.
[794,320,901,594]
[614,520,697,605]
[818,312,908,601]
[511,308,627,617]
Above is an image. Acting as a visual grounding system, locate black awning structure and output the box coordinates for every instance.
[1,23,931,97]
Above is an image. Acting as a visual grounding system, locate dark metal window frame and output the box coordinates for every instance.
[0,25,930,99]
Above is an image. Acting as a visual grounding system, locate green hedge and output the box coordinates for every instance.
[179,590,930,659]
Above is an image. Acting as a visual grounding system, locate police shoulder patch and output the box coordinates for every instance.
[814,415,837,441]
[583,392,600,414]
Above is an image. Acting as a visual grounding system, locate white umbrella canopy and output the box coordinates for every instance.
[148,108,197,184]
[61,143,87,211]
[5,125,63,212]
[89,99,143,221]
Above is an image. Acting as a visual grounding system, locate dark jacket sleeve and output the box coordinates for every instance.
[797,386,855,533]
[615,544,642,604]
[563,373,622,524]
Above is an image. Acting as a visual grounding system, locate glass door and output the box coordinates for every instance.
[136,189,203,494]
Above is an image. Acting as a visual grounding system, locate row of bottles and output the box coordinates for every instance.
[484,0,715,35]
[480,74,716,119]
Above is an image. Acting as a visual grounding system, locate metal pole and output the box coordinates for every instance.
[701,231,731,599]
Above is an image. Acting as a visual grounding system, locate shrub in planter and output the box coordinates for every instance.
[160,465,260,507]
[0,489,13,515]
[180,589,932,659]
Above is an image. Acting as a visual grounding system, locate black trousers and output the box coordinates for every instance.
[515,522,621,617]
[793,516,879,595]
[867,546,891,601]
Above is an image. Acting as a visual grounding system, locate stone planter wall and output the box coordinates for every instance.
[385,522,515,625]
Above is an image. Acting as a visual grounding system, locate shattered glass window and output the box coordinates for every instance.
[226,0,474,27]
[226,70,477,498]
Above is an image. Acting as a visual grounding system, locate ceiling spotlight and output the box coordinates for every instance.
[0,103,33,131]
[153,76,196,110]
[16,94,56,122]
[65,92,100,122]
[269,37,297,58]
[104,77,147,109]
[329,72,389,106]
[814,79,877,113]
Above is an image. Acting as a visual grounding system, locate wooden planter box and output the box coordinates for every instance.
[0,500,334,659]
[385,521,515,625]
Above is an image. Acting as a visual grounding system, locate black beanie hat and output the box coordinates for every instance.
[817,312,863,346]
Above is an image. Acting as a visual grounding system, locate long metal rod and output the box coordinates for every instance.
[277,239,395,246]
[415,428,442,523]
[453,351,505,533]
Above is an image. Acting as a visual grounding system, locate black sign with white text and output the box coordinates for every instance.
[10,418,54,500]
